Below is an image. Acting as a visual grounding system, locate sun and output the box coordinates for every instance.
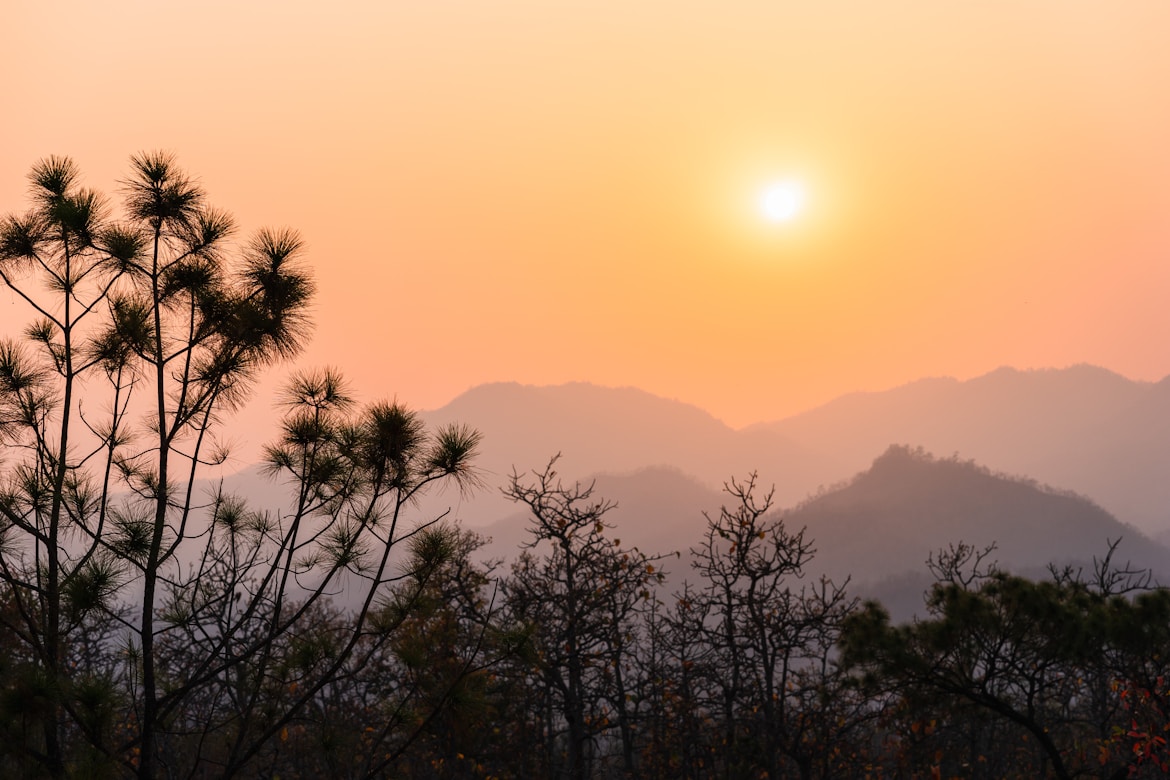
[759,180,805,223]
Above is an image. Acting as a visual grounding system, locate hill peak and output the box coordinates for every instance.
[436,381,731,430]
[788,444,1166,587]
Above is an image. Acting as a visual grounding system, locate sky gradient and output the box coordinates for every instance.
[5,2,1170,459]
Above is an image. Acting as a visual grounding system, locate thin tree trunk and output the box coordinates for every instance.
[43,233,75,779]
[139,224,168,780]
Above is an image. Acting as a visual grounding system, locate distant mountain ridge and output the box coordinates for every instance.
[422,366,1170,536]
[760,365,1170,534]
[420,380,838,523]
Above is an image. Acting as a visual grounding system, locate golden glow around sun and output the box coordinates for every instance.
[760,180,805,222]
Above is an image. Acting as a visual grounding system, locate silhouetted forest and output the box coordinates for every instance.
[4,157,1170,779]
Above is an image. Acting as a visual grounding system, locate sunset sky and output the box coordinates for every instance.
[5,2,1170,459]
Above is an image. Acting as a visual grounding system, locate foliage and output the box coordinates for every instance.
[679,474,863,780]
[500,455,669,780]
[0,156,487,779]
[841,541,1170,780]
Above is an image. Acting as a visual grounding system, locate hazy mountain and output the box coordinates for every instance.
[420,381,841,523]
[757,365,1170,534]
[788,444,1170,585]
[417,367,1170,539]
[477,446,1170,621]
[217,365,1170,560]
[788,445,1170,619]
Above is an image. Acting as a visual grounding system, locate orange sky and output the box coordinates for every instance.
[5,2,1170,460]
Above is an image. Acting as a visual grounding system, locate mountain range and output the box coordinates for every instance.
[759,364,1170,536]
[421,365,1170,536]
[218,364,1170,608]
